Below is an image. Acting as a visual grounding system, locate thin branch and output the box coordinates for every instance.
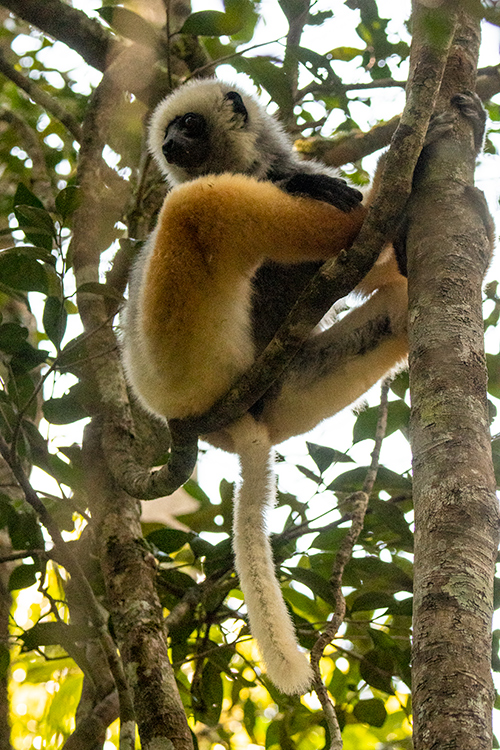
[0,549,44,563]
[185,37,285,81]
[296,117,400,168]
[363,378,390,495]
[1,0,115,72]
[296,64,500,168]
[280,0,310,118]
[0,48,82,141]
[0,433,135,731]
[309,381,389,748]
[62,691,119,750]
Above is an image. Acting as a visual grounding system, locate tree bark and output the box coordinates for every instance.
[84,422,194,750]
[408,4,499,748]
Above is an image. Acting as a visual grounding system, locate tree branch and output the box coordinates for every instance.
[1,0,114,71]
[310,380,389,749]
[0,48,82,141]
[296,64,500,169]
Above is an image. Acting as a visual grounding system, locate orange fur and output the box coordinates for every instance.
[135,174,367,419]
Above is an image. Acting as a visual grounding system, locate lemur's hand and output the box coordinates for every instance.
[282,173,364,212]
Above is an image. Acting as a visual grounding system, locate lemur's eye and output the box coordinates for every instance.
[181,112,206,137]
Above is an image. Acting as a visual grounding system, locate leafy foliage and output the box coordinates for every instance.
[0,1,497,749]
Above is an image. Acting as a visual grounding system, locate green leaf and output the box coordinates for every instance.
[296,464,321,484]
[265,718,281,748]
[288,567,336,606]
[14,205,56,237]
[350,591,395,613]
[353,697,387,727]
[14,183,44,210]
[196,661,223,726]
[43,296,68,349]
[364,498,414,550]
[157,568,197,596]
[55,185,81,221]
[328,46,364,61]
[353,399,410,444]
[243,698,256,741]
[390,370,409,398]
[307,9,334,26]
[231,56,294,114]
[99,6,161,46]
[147,528,193,554]
[189,535,215,559]
[43,385,88,425]
[1,245,55,264]
[0,323,29,354]
[344,556,413,593]
[7,509,44,550]
[387,596,413,617]
[181,10,244,36]
[20,621,95,651]
[307,441,353,473]
[10,344,48,374]
[223,0,259,42]
[328,466,412,496]
[313,526,349,552]
[23,421,81,489]
[9,563,39,591]
[0,252,48,294]
[203,537,233,576]
[359,649,395,694]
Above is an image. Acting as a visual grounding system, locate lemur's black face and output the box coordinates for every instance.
[162,112,209,168]
[162,91,248,170]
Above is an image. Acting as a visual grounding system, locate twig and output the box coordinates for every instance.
[185,37,285,81]
[0,48,82,142]
[310,380,389,749]
[1,0,115,72]
[0,433,135,734]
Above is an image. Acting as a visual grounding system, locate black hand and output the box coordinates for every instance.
[283,173,363,212]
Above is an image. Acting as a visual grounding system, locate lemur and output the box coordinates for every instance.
[123,79,490,694]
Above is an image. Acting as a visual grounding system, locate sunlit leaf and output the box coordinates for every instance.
[98,5,161,46]
[353,697,387,727]
[181,10,243,36]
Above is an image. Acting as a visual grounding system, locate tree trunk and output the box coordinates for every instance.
[83,422,194,750]
[408,5,499,749]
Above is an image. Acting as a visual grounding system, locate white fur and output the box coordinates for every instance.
[230,416,313,694]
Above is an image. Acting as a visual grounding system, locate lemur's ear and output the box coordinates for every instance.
[224,91,248,122]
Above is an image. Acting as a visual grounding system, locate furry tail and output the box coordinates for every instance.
[229,415,313,695]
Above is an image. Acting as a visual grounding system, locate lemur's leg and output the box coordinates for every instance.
[258,279,408,445]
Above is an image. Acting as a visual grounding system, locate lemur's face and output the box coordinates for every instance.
[148,85,259,185]
[161,110,210,169]
[161,91,249,170]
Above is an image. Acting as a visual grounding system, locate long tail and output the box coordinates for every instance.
[229,415,313,695]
